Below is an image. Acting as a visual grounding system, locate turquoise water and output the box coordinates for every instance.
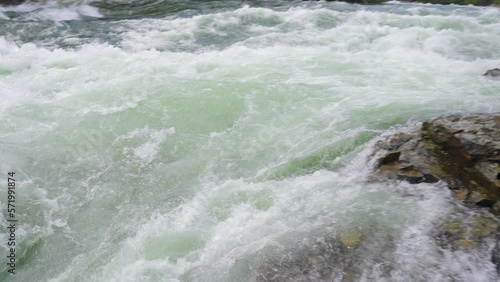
[0,1,499,281]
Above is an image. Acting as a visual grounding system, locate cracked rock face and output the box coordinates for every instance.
[371,113,500,208]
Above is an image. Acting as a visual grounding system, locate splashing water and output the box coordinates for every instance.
[0,1,499,281]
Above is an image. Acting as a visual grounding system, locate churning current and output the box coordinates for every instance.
[0,0,500,281]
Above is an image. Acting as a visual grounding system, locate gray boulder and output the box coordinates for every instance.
[371,113,500,208]
[0,0,25,5]
[371,113,500,270]
[484,68,500,77]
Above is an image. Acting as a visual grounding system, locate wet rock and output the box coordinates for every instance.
[421,114,500,202]
[257,226,395,282]
[256,237,342,282]
[258,113,499,281]
[453,239,476,251]
[484,68,500,77]
[372,113,500,261]
[397,165,440,184]
[452,189,470,203]
[371,113,500,208]
[492,237,500,272]
[340,232,363,249]
[0,0,26,5]
[493,202,500,215]
[477,199,496,208]
[435,213,499,251]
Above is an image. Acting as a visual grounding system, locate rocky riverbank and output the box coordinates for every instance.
[258,113,499,281]
[370,113,500,266]
[371,113,499,210]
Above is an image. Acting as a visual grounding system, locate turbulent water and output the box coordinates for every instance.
[0,0,500,281]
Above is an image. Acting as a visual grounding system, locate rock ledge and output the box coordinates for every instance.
[371,113,500,209]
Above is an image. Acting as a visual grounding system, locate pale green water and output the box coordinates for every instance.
[0,1,500,281]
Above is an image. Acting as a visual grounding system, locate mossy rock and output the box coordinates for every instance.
[436,213,499,251]
[472,214,499,237]
[256,224,396,281]
[340,233,363,249]
[452,239,477,251]
[371,113,500,211]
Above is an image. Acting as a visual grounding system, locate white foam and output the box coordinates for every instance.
[0,1,102,21]
[1,3,500,281]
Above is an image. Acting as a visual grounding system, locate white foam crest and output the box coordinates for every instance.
[1,9,498,117]
[0,1,102,21]
[116,4,500,54]
[87,145,466,281]
[92,171,354,280]
[114,126,176,165]
[106,259,175,282]
[118,16,199,52]
[117,5,313,52]
[0,40,165,115]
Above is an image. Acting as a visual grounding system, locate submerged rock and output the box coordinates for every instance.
[0,0,26,5]
[492,237,500,271]
[257,113,499,281]
[371,113,500,269]
[371,113,500,209]
[435,213,499,251]
[340,232,363,249]
[484,68,500,77]
[256,226,395,282]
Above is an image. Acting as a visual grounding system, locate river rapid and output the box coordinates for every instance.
[0,0,500,281]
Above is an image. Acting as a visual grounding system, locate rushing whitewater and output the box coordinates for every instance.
[0,1,500,281]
